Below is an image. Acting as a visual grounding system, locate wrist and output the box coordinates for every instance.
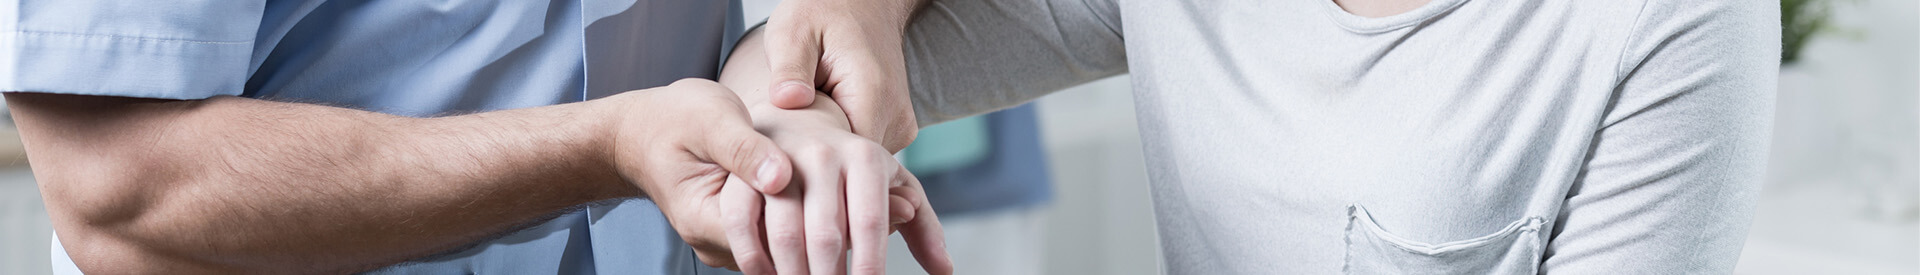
[577,95,643,199]
[748,92,852,132]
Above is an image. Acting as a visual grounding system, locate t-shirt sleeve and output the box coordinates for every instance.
[902,0,1128,126]
[1539,0,1778,273]
[1,0,265,99]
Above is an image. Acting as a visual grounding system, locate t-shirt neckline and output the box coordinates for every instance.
[1319,0,1471,34]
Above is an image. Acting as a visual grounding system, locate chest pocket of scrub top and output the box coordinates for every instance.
[1343,205,1546,275]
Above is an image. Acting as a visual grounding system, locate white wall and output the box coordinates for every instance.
[1034,77,1165,275]
[1736,0,1920,273]
[0,167,47,275]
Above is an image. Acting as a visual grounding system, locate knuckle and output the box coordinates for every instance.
[696,253,728,267]
[733,247,766,260]
[837,139,875,152]
[838,140,882,157]
[852,264,886,275]
[850,216,889,231]
[767,230,808,246]
[795,145,836,163]
[724,218,758,234]
[724,136,765,164]
[854,146,894,165]
[895,128,918,144]
[774,60,819,77]
[805,229,846,246]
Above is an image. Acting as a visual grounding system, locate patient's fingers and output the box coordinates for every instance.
[894,166,953,275]
[764,180,810,274]
[721,176,773,275]
[802,159,848,275]
[845,151,895,275]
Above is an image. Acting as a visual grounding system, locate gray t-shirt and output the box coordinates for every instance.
[900,0,1777,273]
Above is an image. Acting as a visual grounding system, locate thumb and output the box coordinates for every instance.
[763,23,824,110]
[698,122,793,194]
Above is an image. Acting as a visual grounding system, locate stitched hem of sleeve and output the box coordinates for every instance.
[0,30,252,99]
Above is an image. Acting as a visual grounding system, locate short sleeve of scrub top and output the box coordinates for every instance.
[1,0,262,99]
[5,0,748,274]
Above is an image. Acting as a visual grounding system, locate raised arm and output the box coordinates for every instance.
[899,0,1130,125]
[7,80,791,273]
[1540,0,1777,273]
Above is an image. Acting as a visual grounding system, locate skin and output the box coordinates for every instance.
[756,1,956,272]
[763,0,925,152]
[654,89,947,275]
[8,79,792,274]
[1332,0,1432,17]
[710,28,953,275]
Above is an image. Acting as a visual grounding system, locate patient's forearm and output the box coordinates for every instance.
[899,0,1127,124]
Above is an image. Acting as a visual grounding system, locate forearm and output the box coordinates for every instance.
[901,0,1128,125]
[9,93,631,273]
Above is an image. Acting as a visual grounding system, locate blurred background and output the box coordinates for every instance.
[2,0,1915,274]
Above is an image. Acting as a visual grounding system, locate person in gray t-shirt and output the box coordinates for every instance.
[752,0,1778,273]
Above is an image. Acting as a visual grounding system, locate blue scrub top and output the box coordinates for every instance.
[4,0,745,273]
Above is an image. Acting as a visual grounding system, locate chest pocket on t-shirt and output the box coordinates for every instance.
[1342,205,1546,275]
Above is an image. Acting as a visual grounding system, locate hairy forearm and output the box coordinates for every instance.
[8,93,631,273]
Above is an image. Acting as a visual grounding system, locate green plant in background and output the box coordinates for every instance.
[1781,0,1832,65]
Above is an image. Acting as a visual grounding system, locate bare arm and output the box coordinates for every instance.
[8,80,790,273]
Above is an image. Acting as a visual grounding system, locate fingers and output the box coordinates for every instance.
[764,182,810,275]
[721,176,773,275]
[763,17,825,110]
[694,110,793,194]
[802,158,848,275]
[893,167,954,275]
[888,195,914,235]
[844,149,894,275]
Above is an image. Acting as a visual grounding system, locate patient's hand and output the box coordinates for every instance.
[692,28,952,275]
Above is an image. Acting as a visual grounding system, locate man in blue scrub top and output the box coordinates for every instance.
[2,0,950,273]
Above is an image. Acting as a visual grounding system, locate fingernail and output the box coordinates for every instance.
[756,158,781,190]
